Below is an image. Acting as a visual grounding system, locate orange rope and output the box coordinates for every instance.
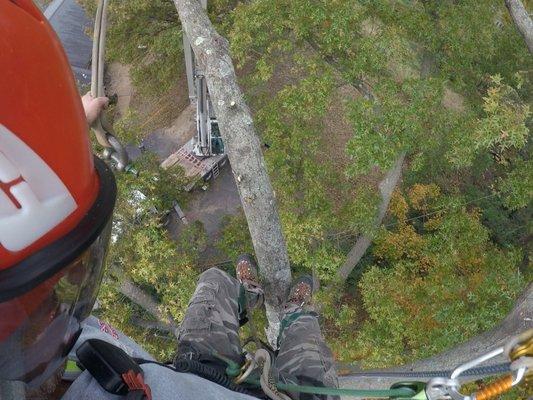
[474,375,513,400]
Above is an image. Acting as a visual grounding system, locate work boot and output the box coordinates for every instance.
[236,254,260,288]
[236,254,264,309]
[284,274,314,312]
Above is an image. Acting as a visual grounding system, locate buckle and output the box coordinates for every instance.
[122,370,152,400]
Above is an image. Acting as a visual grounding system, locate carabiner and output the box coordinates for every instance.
[426,377,468,400]
[106,134,129,171]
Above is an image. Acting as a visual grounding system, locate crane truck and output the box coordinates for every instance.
[161,0,227,191]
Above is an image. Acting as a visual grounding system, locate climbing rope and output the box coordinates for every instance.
[249,349,418,399]
[91,0,129,171]
[225,330,533,400]
[426,329,532,400]
[255,349,292,400]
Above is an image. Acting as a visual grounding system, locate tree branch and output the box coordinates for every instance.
[336,152,406,281]
[332,38,435,282]
[171,0,292,342]
[505,0,533,54]
[116,275,177,335]
[130,316,176,334]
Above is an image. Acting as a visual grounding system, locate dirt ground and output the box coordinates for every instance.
[167,166,242,265]
[442,87,466,112]
[107,63,133,119]
[142,103,197,160]
[109,62,242,266]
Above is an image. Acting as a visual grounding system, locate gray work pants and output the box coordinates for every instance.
[176,268,339,400]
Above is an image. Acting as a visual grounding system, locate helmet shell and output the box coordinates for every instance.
[0,0,99,269]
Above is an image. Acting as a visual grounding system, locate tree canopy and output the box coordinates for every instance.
[82,1,530,393]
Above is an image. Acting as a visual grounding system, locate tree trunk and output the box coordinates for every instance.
[505,0,533,54]
[336,152,406,281]
[171,0,292,343]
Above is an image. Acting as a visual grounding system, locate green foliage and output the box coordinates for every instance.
[96,154,201,358]
[477,76,529,151]
[108,0,183,96]
[85,0,530,370]
[96,281,178,360]
[371,0,530,91]
[316,286,363,361]
[346,78,444,175]
[81,0,183,97]
[448,76,530,167]
[113,154,185,224]
[217,213,254,261]
[252,57,377,278]
[229,0,530,368]
[498,158,533,211]
[111,109,143,143]
[353,187,526,368]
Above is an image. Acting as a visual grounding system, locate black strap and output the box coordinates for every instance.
[126,390,146,400]
[76,339,151,399]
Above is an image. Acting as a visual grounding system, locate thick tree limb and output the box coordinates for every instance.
[505,0,533,53]
[336,152,406,281]
[172,0,292,341]
[130,316,176,333]
[117,277,177,332]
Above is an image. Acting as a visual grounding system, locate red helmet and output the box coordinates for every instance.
[0,0,116,389]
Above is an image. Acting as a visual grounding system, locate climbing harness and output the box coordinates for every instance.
[212,329,533,400]
[425,329,532,400]
[91,0,129,171]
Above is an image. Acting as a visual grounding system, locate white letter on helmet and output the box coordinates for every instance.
[0,124,77,252]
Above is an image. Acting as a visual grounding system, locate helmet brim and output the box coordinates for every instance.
[0,157,116,388]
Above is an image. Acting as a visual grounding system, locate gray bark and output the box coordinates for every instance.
[171,0,292,342]
[118,277,177,332]
[336,153,406,281]
[505,0,533,54]
[130,316,176,333]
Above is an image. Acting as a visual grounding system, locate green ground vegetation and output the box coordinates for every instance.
[78,0,200,359]
[82,1,530,394]
[94,154,202,359]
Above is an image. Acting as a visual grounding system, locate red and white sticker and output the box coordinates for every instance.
[0,124,77,252]
[98,319,119,340]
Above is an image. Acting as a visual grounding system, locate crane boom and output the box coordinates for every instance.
[181,0,223,158]
[161,0,227,190]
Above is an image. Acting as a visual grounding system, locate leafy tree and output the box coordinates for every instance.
[96,154,202,358]
[222,1,531,375]
[353,185,525,367]
[80,0,183,97]
[80,0,531,373]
